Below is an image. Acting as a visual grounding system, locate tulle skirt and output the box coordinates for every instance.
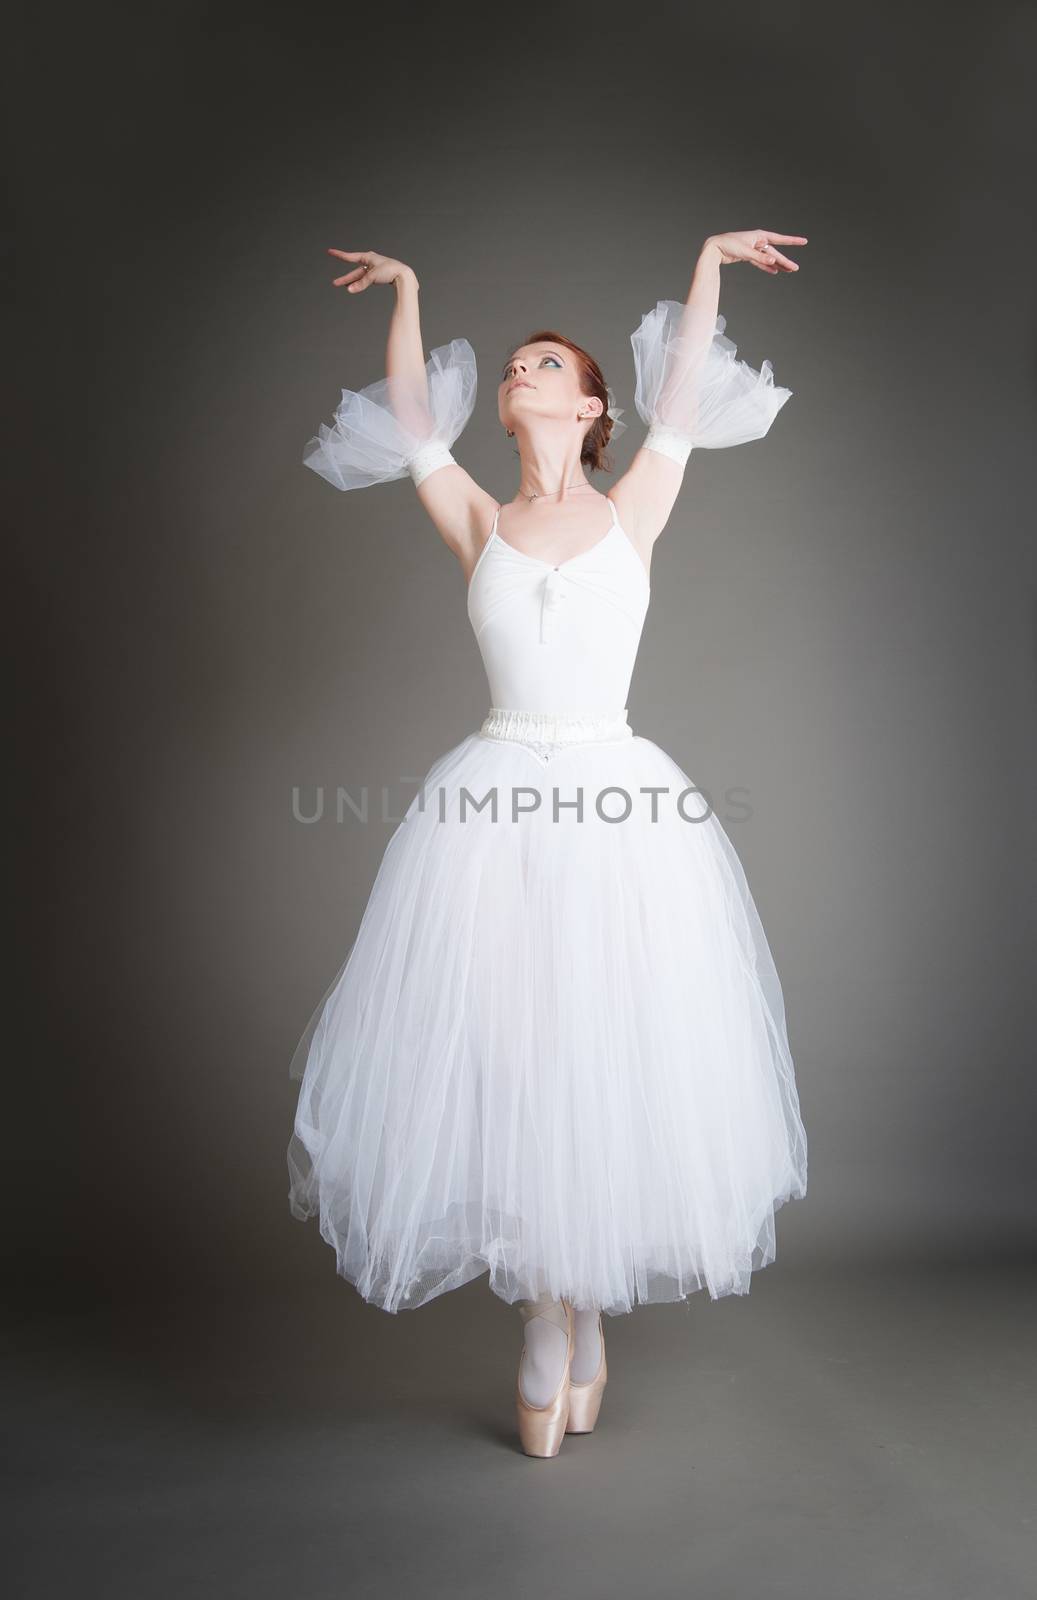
[287,727,808,1315]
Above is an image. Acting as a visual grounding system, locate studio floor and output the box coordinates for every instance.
[7,1256,1035,1599]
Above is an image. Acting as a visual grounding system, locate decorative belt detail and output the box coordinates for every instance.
[479,706,632,756]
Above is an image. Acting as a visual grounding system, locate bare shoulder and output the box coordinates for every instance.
[413,463,499,585]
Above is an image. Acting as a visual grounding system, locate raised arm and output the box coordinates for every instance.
[611,229,806,569]
[381,257,435,440]
[303,249,495,578]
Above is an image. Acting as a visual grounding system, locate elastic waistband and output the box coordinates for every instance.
[479,707,632,751]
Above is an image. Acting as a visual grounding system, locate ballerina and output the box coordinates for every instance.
[288,229,810,1457]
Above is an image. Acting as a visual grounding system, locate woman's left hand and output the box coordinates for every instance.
[705,230,808,274]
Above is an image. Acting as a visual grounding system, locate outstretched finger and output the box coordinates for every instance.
[347,264,378,293]
[757,233,809,245]
[332,266,369,286]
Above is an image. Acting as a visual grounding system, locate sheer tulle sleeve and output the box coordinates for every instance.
[630,299,791,464]
[302,338,478,490]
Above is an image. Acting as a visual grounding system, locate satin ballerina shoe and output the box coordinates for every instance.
[515,1295,574,1458]
[565,1308,607,1433]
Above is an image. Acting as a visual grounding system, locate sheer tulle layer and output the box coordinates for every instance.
[299,308,790,494]
[302,338,477,491]
[288,731,808,1315]
[631,301,792,447]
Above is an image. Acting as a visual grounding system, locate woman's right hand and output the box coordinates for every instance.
[327,249,417,293]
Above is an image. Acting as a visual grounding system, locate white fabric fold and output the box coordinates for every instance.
[303,338,477,490]
[631,300,792,453]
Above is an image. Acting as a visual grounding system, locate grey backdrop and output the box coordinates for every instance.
[10,5,1037,1595]
[12,7,1035,1304]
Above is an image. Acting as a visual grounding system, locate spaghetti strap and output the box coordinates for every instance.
[467,503,501,595]
[606,494,619,528]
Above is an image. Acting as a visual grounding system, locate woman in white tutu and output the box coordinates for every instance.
[288,229,810,1456]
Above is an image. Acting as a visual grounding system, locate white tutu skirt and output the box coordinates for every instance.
[288,729,808,1315]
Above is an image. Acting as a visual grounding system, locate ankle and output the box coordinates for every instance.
[518,1311,569,1408]
[570,1306,603,1384]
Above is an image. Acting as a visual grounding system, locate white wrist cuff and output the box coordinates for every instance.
[407,439,456,485]
[644,423,693,466]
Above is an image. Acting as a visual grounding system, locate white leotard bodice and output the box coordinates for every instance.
[467,497,651,715]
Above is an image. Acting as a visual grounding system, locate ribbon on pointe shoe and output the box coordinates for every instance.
[517,1292,569,1332]
[515,1293,573,1456]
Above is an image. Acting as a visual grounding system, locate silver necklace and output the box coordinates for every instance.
[520,479,596,503]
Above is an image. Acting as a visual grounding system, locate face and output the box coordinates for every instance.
[498,341,602,433]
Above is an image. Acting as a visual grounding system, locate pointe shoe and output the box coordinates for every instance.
[565,1309,607,1433]
[515,1297,574,1458]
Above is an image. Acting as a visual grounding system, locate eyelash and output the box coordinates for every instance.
[503,356,562,379]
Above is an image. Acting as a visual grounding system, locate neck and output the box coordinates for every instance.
[510,423,594,502]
